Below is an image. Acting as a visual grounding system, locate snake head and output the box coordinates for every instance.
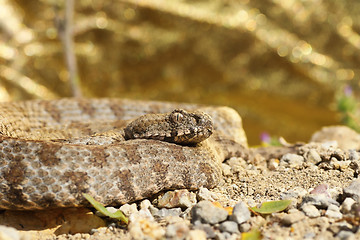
[124,109,213,145]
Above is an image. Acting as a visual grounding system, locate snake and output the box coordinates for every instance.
[0,98,247,210]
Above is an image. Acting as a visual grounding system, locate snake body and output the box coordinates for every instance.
[0,98,247,210]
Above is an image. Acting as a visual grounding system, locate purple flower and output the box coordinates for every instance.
[344,85,353,97]
[260,132,271,143]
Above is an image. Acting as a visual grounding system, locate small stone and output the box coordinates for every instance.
[153,208,182,218]
[280,153,304,168]
[119,203,138,216]
[336,231,355,240]
[193,223,216,239]
[343,179,360,202]
[230,201,250,224]
[301,204,320,218]
[328,221,353,234]
[227,157,245,173]
[129,209,165,240]
[186,229,207,240]
[165,221,190,239]
[191,201,228,224]
[341,198,356,214]
[310,184,330,197]
[281,210,305,226]
[158,190,197,209]
[219,221,239,234]
[302,194,339,209]
[325,204,343,219]
[0,225,20,240]
[280,187,308,200]
[310,125,360,150]
[222,163,232,176]
[140,199,152,209]
[239,222,251,232]
[197,187,217,202]
[303,148,322,164]
[215,231,232,240]
[268,158,279,170]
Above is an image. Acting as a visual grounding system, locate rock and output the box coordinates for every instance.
[0,225,20,240]
[227,157,245,173]
[165,221,190,239]
[325,204,343,219]
[140,199,152,209]
[158,190,197,209]
[268,158,279,170]
[119,203,138,216]
[343,179,360,202]
[280,153,304,168]
[341,198,356,214]
[281,210,305,226]
[197,187,217,202]
[222,163,232,176]
[301,204,320,218]
[302,194,339,209]
[239,222,251,232]
[153,208,182,218]
[280,187,308,200]
[193,223,216,239]
[336,231,355,240]
[310,184,330,196]
[191,201,228,224]
[219,221,239,234]
[230,201,250,224]
[327,221,353,234]
[303,148,322,164]
[128,209,165,240]
[186,229,207,240]
[310,125,360,150]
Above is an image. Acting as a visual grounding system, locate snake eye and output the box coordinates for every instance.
[171,111,184,122]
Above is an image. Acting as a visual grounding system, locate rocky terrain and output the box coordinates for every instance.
[1,125,360,240]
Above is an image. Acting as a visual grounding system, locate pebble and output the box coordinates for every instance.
[343,179,360,202]
[229,201,250,224]
[239,222,251,232]
[140,199,152,209]
[310,125,360,150]
[165,221,190,239]
[158,190,197,209]
[325,204,343,219]
[119,203,138,216]
[268,158,279,170]
[153,208,182,218]
[302,194,339,209]
[219,221,239,234]
[222,163,232,176]
[226,157,245,173]
[128,209,165,240]
[281,210,305,226]
[310,184,330,197]
[303,148,322,164]
[193,223,216,239]
[280,153,304,168]
[187,229,207,240]
[336,230,355,240]
[301,204,320,218]
[191,201,228,224]
[197,187,217,202]
[341,198,356,214]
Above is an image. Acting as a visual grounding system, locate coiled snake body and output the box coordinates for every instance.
[0,98,247,210]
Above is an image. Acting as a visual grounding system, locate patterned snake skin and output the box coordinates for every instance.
[0,98,247,210]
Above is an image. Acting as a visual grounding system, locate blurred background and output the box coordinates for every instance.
[0,0,359,145]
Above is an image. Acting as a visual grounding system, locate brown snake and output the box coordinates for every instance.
[0,98,247,210]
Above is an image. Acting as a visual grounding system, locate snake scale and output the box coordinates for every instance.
[0,98,247,210]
